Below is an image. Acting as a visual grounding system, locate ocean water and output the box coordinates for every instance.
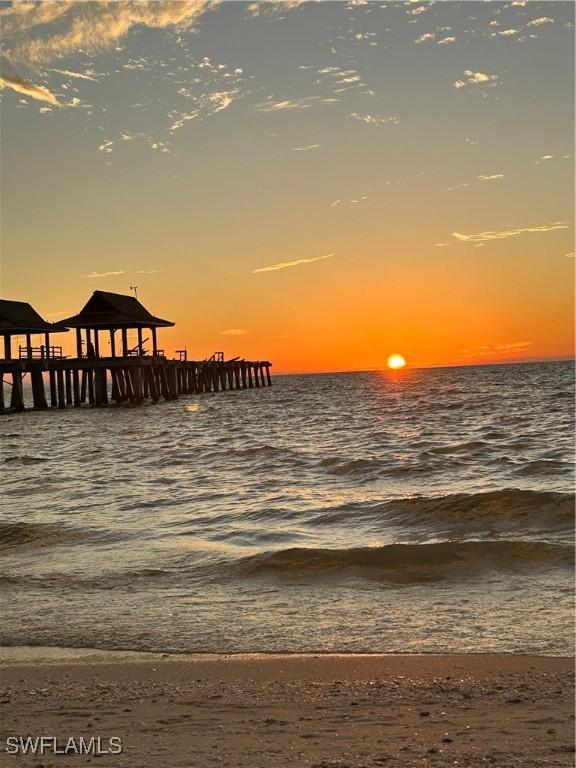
[0,361,574,656]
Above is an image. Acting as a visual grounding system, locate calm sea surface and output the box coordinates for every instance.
[0,362,574,655]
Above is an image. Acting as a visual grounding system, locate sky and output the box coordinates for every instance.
[0,0,574,373]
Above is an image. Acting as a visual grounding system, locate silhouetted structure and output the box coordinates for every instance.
[0,291,272,414]
[0,299,69,411]
[59,290,174,358]
[0,299,67,360]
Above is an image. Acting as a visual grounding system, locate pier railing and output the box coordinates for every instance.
[18,345,63,360]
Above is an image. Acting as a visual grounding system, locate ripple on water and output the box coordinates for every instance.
[0,362,573,655]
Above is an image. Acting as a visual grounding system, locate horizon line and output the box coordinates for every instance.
[272,356,575,376]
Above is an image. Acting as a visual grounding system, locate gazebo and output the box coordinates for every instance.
[59,290,174,359]
[0,299,67,360]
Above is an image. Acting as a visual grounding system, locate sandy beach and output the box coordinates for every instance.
[0,651,573,767]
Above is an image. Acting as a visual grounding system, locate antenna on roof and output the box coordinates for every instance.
[129,285,139,299]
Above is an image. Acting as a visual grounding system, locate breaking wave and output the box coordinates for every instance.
[304,489,575,532]
[233,540,574,583]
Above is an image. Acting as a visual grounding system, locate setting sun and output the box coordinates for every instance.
[387,353,407,370]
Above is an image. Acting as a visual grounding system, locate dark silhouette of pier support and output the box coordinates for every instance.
[0,357,272,414]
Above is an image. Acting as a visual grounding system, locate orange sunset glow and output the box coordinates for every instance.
[0,6,574,763]
[1,1,573,373]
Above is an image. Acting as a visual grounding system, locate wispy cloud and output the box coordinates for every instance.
[2,1,212,66]
[408,5,430,16]
[98,132,170,155]
[493,341,532,352]
[246,1,305,16]
[527,17,554,27]
[82,267,163,278]
[256,98,313,112]
[82,270,126,279]
[0,0,214,118]
[169,88,240,132]
[51,68,100,82]
[220,328,248,336]
[459,341,533,359]
[478,173,504,181]
[453,71,499,89]
[330,195,368,207]
[353,31,378,46]
[0,72,60,106]
[449,173,504,189]
[209,90,236,113]
[291,144,324,151]
[256,96,338,112]
[0,1,75,37]
[314,65,367,95]
[253,254,334,274]
[495,29,518,37]
[350,112,399,126]
[452,221,569,243]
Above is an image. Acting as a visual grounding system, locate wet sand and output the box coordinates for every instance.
[0,651,573,767]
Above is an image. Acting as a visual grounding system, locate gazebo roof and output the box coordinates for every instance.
[0,299,67,335]
[59,291,175,329]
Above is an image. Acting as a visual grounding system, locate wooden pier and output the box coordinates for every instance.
[0,356,272,413]
[0,292,272,415]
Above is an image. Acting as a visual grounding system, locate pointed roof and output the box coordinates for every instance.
[0,299,67,335]
[59,291,174,329]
